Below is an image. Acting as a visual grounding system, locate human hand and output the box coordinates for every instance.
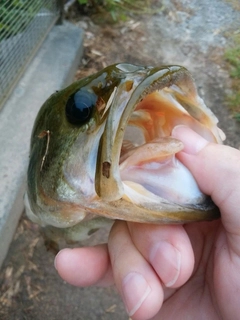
[54,126,240,320]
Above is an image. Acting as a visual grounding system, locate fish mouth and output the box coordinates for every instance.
[95,65,223,212]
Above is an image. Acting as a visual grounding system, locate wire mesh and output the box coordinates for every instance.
[0,0,61,109]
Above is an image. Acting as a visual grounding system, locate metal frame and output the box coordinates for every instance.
[0,0,62,110]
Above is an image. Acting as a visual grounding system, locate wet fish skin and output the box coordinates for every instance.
[25,63,223,242]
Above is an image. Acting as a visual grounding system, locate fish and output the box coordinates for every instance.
[25,63,225,242]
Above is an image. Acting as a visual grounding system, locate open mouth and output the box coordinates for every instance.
[95,65,223,211]
[119,90,209,208]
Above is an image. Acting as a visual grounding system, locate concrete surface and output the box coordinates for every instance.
[0,21,84,268]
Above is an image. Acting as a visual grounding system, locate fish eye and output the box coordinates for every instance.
[66,89,97,125]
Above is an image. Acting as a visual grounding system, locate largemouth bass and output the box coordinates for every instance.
[25,64,224,242]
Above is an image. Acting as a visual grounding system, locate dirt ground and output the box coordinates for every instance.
[0,0,240,319]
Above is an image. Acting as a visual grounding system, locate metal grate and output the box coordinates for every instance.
[0,0,61,109]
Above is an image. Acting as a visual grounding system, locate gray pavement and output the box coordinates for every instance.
[0,21,84,268]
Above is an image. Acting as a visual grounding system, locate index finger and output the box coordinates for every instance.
[172,125,240,237]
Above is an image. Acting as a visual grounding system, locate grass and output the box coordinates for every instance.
[225,0,240,10]
[224,32,240,121]
[77,0,161,22]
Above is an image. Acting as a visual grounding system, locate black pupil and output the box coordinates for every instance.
[66,89,97,124]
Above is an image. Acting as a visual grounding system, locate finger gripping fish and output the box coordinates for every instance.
[25,64,224,242]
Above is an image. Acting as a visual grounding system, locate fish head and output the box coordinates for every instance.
[26,63,224,235]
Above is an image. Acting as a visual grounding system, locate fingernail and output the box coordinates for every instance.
[54,248,72,270]
[172,125,209,155]
[149,241,181,287]
[122,272,151,316]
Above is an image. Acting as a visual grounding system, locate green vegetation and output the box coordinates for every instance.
[225,33,240,121]
[77,0,160,22]
[0,1,39,40]
[225,0,240,11]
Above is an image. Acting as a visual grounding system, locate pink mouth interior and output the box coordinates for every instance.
[118,89,213,206]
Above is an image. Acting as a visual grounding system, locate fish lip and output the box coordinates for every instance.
[95,65,193,201]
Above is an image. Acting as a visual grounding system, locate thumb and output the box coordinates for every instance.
[172,126,240,237]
